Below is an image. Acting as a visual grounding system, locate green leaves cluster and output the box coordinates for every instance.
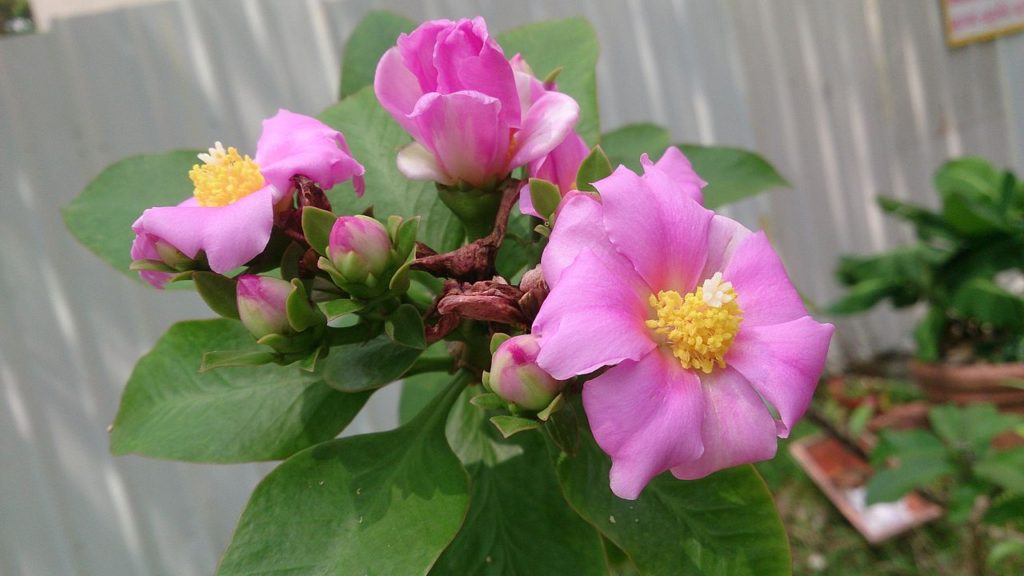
[867,403,1024,529]
[63,10,799,575]
[830,158,1024,362]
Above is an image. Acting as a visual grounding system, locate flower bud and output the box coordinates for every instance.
[328,215,392,283]
[236,275,293,339]
[489,334,565,410]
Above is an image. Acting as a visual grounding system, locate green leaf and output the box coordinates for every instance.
[914,308,946,362]
[985,493,1024,526]
[934,158,1007,236]
[285,280,324,333]
[951,277,1024,330]
[63,150,199,279]
[489,332,511,355]
[865,459,955,505]
[319,87,465,252]
[217,373,470,576]
[871,428,947,464]
[987,540,1024,569]
[321,334,423,392]
[321,298,364,321]
[498,18,600,146]
[200,349,277,371]
[339,11,416,99]
[193,272,239,320]
[602,123,672,172]
[827,278,896,314]
[934,157,1002,201]
[385,303,427,349]
[551,412,791,576]
[974,448,1024,492]
[494,209,542,282]
[469,393,506,410]
[877,196,952,241]
[576,146,613,192]
[489,415,540,438]
[927,403,1018,451]
[301,206,337,256]
[110,319,370,462]
[398,370,451,425]
[430,390,605,575]
[947,482,987,524]
[677,144,789,209]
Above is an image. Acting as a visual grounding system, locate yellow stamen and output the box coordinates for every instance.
[645,272,742,373]
[189,144,265,207]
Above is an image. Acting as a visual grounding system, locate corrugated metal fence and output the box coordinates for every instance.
[1,0,1022,573]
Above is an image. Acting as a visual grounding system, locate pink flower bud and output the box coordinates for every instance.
[328,215,392,283]
[374,18,579,188]
[236,275,293,339]
[490,334,565,410]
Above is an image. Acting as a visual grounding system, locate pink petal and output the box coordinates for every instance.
[408,91,509,187]
[540,193,642,291]
[670,368,779,480]
[640,147,706,205]
[396,20,449,92]
[433,18,521,129]
[726,316,834,436]
[518,184,540,218]
[254,110,366,197]
[136,186,276,274]
[129,228,172,288]
[701,214,752,280]
[508,91,580,169]
[583,349,705,500]
[510,55,543,119]
[596,165,713,292]
[723,232,807,327]
[374,47,426,138]
[528,131,589,194]
[533,249,654,380]
[396,142,454,185]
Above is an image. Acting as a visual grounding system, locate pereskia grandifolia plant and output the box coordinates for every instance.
[64,12,826,575]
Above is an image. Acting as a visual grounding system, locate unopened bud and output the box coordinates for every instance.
[328,215,392,283]
[489,334,565,410]
[153,239,193,270]
[236,275,293,339]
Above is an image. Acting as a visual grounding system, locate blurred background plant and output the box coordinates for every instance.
[759,393,1024,576]
[830,158,1024,365]
[0,0,33,35]
[866,403,1024,575]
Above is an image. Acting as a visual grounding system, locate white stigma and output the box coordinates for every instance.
[197,141,228,165]
[701,272,735,308]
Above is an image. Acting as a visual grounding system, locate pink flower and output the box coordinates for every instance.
[130,110,365,288]
[328,215,393,283]
[532,150,833,499]
[236,275,293,339]
[489,334,566,411]
[374,17,580,188]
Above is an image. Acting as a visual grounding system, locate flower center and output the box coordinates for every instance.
[645,272,743,374]
[189,142,265,207]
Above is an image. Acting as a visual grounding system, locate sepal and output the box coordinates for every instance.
[576,145,612,192]
[301,206,337,256]
[489,415,541,438]
[194,272,239,320]
[528,178,562,221]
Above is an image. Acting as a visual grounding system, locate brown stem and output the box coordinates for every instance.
[411,180,522,282]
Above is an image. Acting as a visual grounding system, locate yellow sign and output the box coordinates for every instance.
[942,0,1024,47]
